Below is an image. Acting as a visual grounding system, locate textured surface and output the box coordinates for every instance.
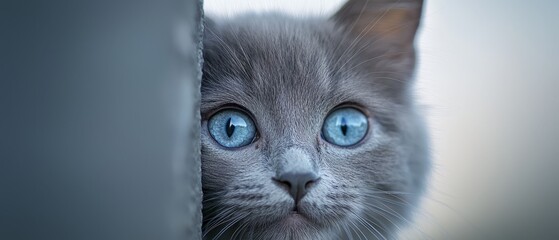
[0,0,203,239]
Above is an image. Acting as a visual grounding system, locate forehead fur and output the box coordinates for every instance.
[202,13,414,125]
[205,14,339,109]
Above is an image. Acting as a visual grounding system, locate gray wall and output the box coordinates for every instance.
[1,0,203,239]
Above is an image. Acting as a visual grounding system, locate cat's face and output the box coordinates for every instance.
[201,1,429,239]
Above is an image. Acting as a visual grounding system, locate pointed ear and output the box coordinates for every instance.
[332,0,423,50]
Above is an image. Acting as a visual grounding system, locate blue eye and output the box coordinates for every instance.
[208,109,256,148]
[322,107,368,147]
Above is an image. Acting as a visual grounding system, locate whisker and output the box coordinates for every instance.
[229,217,250,240]
[212,212,249,240]
[353,211,387,240]
[362,189,461,239]
[351,218,367,240]
[363,201,431,240]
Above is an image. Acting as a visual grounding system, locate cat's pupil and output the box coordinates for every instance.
[225,118,235,138]
[340,117,348,136]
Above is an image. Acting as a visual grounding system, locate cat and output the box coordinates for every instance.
[200,0,430,239]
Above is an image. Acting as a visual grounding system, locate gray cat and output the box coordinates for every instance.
[201,0,430,239]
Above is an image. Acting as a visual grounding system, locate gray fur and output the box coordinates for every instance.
[201,1,430,239]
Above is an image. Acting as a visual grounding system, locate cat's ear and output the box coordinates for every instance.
[332,0,423,51]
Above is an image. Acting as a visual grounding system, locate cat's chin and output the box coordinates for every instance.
[280,211,310,226]
[275,210,334,231]
[274,212,324,235]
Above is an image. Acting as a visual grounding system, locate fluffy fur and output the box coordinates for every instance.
[201,1,430,239]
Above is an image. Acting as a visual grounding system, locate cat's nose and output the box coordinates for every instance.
[275,172,319,203]
[273,147,320,203]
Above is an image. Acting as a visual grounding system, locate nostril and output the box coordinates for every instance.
[304,178,318,190]
[272,178,291,192]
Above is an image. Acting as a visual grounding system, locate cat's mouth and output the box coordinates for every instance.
[289,211,303,217]
[291,204,299,212]
[280,199,343,227]
[281,205,326,227]
[290,203,309,218]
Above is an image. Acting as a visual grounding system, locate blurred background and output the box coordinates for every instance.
[1,1,203,239]
[205,0,559,239]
